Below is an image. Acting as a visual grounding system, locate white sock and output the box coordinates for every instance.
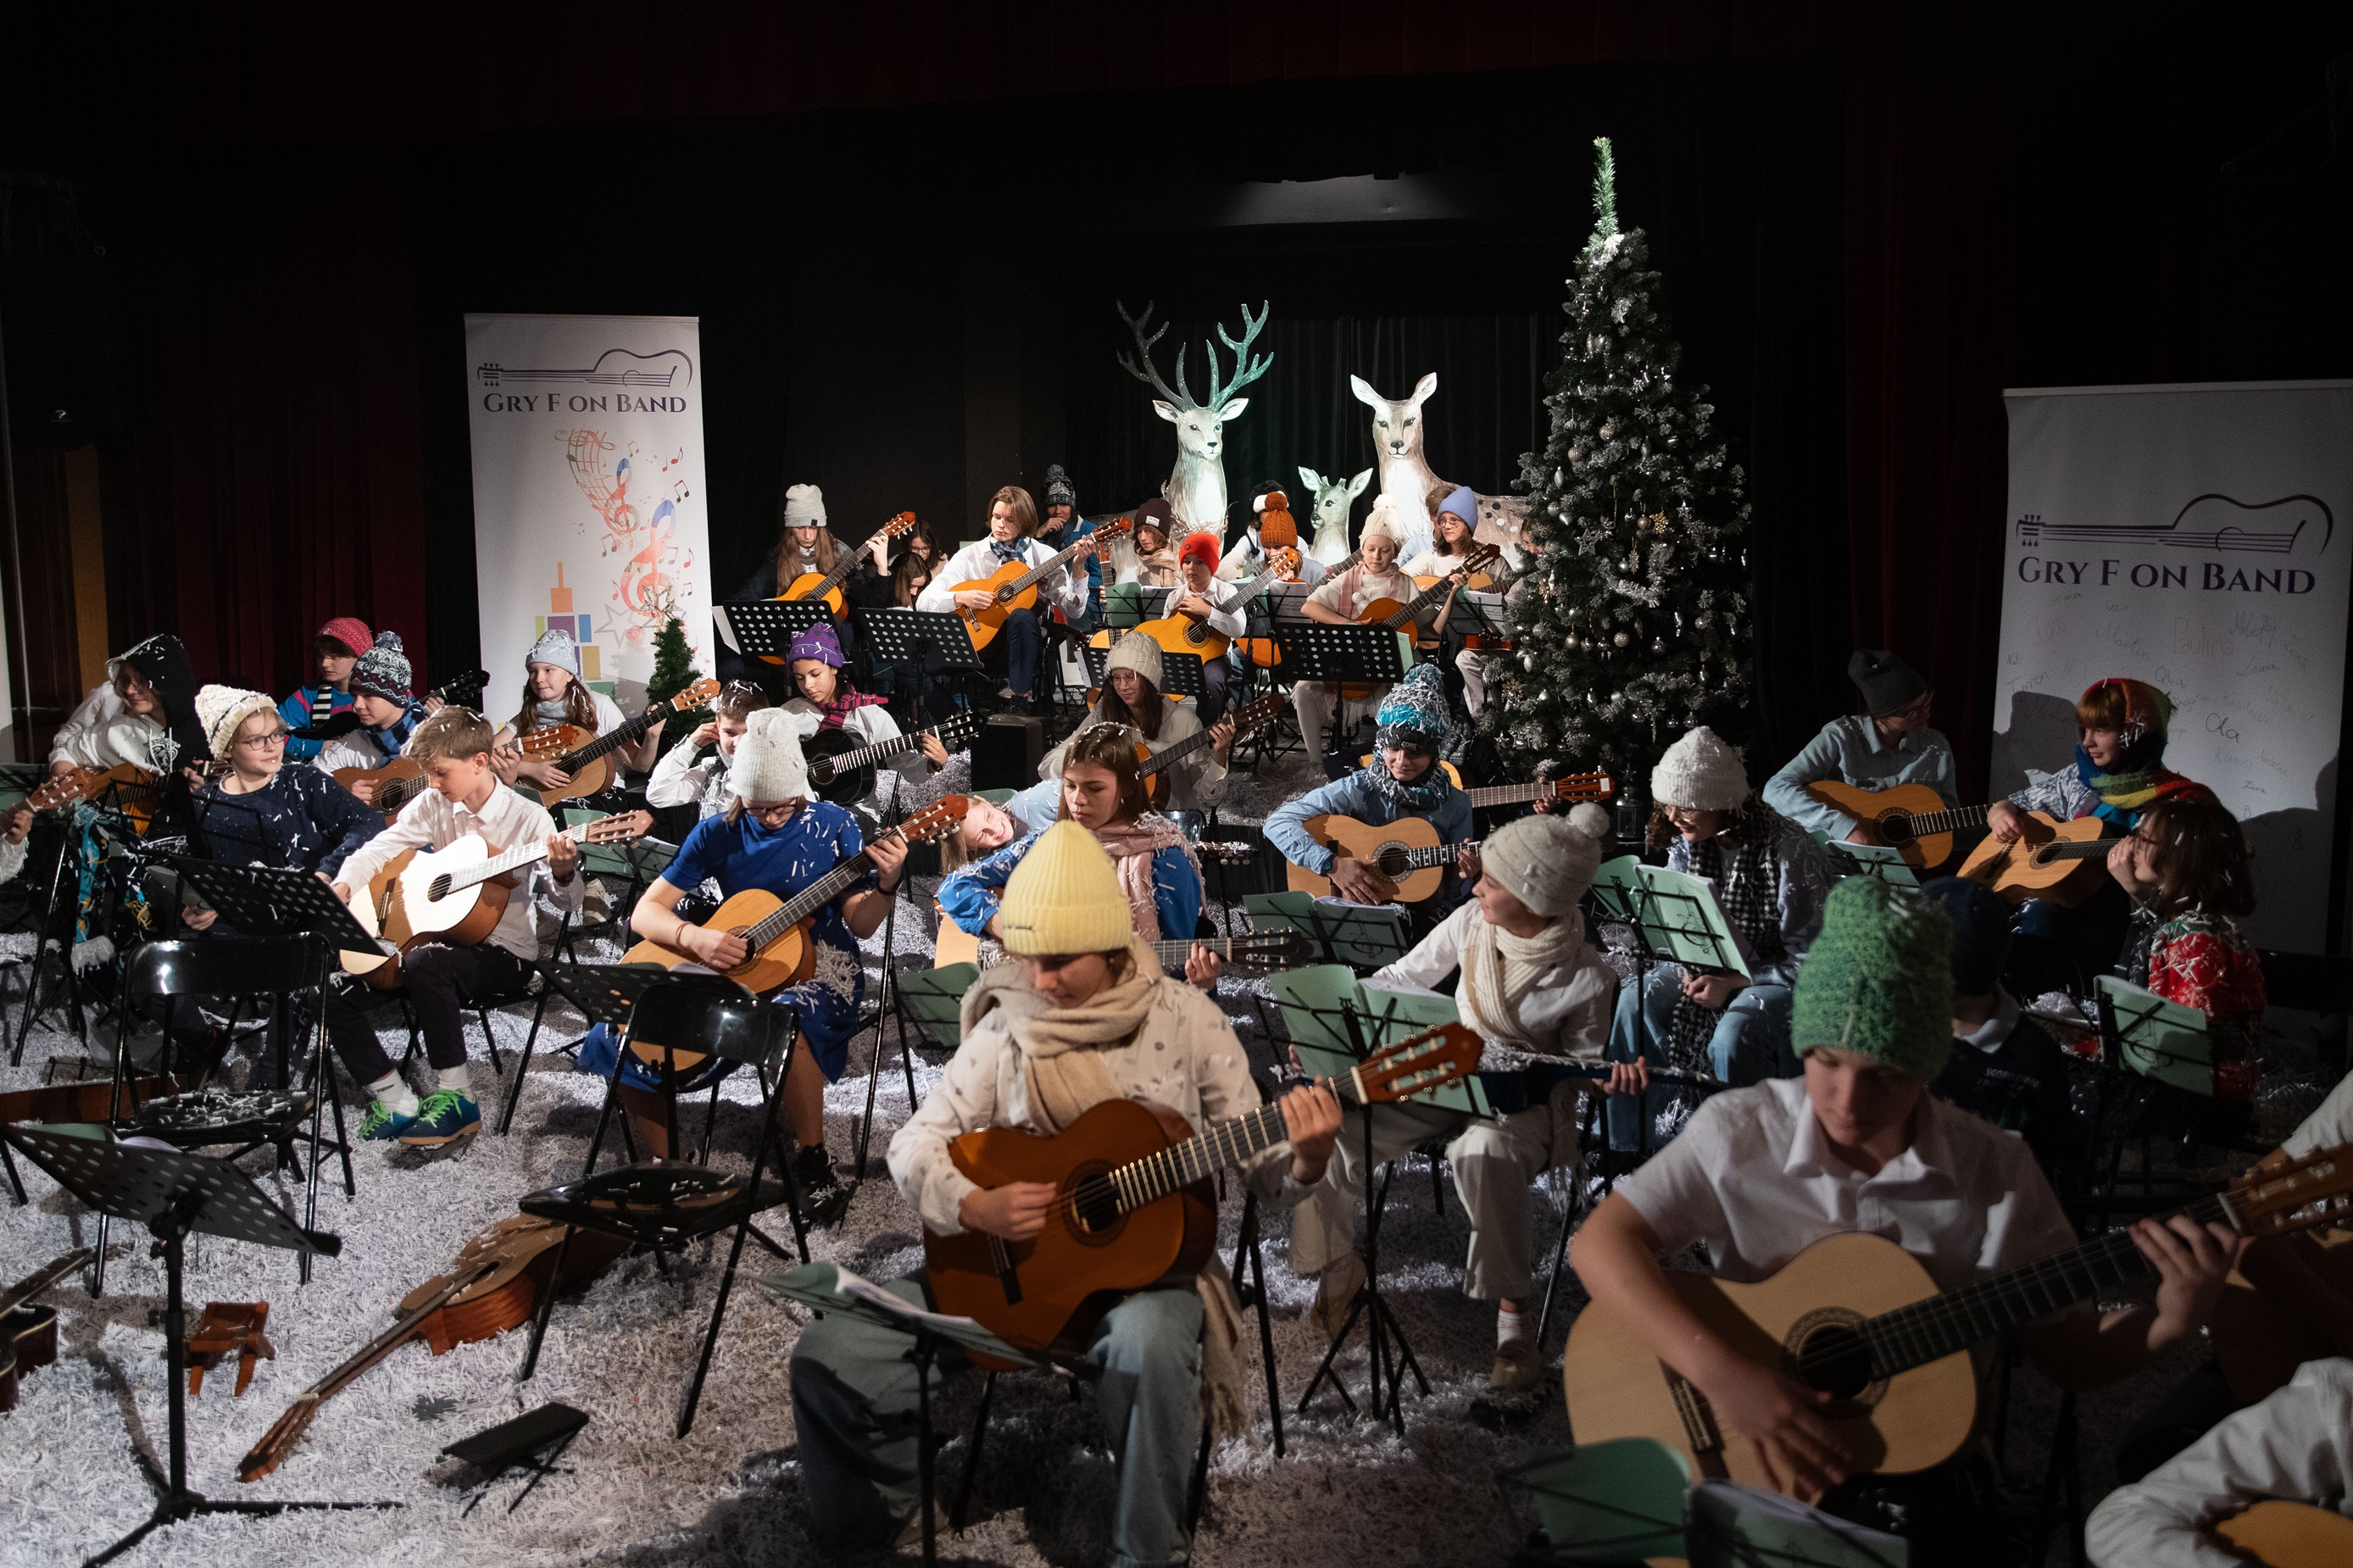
[1497,1304,1530,1348]
[367,1074,421,1118]
[437,1064,470,1096]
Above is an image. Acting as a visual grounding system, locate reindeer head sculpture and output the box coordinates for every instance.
[1351,372,1438,461]
[1296,465,1371,566]
[1117,301,1273,534]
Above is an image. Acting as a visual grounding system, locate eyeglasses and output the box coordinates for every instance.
[744,800,799,824]
[238,729,292,749]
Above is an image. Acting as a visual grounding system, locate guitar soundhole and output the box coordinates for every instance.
[1064,1164,1125,1245]
[1878,812,1914,848]
[1786,1309,1882,1404]
[1377,845,1410,877]
[810,759,837,785]
[427,874,452,904]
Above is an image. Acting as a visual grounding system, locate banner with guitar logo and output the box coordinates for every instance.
[464,314,716,714]
[1994,380,2353,949]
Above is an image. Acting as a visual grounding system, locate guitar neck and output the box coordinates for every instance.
[823,722,947,774]
[1395,839,1478,871]
[1107,1071,1377,1215]
[559,707,664,770]
[741,848,879,949]
[1379,556,1487,630]
[1466,781,1545,808]
[442,824,588,894]
[1142,937,1277,966]
[1010,537,1093,595]
[1896,803,1991,836]
[1865,1191,2233,1376]
[0,1248,92,1317]
[2038,840,2116,861]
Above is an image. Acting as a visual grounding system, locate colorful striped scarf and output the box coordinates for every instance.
[815,690,889,731]
[2075,743,2206,828]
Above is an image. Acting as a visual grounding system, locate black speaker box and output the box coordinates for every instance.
[972,714,1045,792]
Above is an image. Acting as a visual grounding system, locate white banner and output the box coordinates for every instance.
[1994,381,2353,950]
[463,314,712,713]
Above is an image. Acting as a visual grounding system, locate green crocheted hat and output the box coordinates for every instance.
[1791,877,1955,1081]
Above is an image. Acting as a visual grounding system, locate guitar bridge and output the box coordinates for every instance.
[1666,1368,1725,1458]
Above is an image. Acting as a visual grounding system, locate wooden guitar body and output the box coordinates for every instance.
[333,756,425,820]
[2213,1228,2353,1404]
[925,1097,1216,1367]
[1956,811,2111,906]
[1128,610,1230,663]
[2216,1500,2353,1567]
[1804,781,1959,869]
[341,841,514,989]
[0,1303,59,1413]
[622,887,813,996]
[933,904,981,970]
[1563,1232,1979,1498]
[514,721,612,804]
[1283,814,1446,904]
[777,570,848,618]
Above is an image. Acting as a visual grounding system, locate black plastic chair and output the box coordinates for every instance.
[514,978,810,1437]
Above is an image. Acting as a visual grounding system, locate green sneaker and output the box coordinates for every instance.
[397,1090,481,1148]
[359,1100,419,1142]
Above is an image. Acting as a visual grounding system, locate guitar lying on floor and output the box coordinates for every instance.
[514,676,722,805]
[1,1248,93,1413]
[926,1020,1482,1365]
[1802,781,1991,870]
[1562,1140,2353,1500]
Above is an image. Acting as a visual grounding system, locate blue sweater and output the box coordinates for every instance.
[276,686,356,761]
[940,830,1201,942]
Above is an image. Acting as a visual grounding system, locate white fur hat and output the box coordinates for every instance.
[783,482,826,530]
[527,626,581,676]
[1360,496,1405,544]
[195,684,280,762]
[731,708,809,805]
[1104,631,1164,691]
[1483,803,1615,917]
[1650,726,1750,812]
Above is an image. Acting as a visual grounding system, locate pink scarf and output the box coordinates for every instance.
[815,690,889,731]
[1089,814,1201,942]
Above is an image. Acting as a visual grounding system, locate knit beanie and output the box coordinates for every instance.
[1361,497,1405,545]
[1849,650,1926,718]
[527,626,582,677]
[348,631,413,702]
[1650,726,1749,812]
[789,622,845,668]
[1791,878,1955,1081]
[1257,488,1299,551]
[1104,631,1164,690]
[997,820,1133,955]
[1483,803,1614,918]
[195,684,281,762]
[1134,498,1176,543]
[1374,662,1457,752]
[317,616,374,660]
[1437,485,1477,525]
[1043,464,1077,510]
[1919,876,2011,996]
[1177,531,1221,573]
[730,708,809,804]
[783,482,826,530]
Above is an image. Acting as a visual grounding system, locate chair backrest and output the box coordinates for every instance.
[901,964,979,1050]
[626,976,787,1070]
[121,937,330,1003]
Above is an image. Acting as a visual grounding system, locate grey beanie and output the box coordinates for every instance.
[1849,649,1927,718]
[1483,803,1615,918]
[350,631,414,702]
[1043,464,1077,510]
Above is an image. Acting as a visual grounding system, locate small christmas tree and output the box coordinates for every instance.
[645,614,709,759]
[1482,138,1753,786]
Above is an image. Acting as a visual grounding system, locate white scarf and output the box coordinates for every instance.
[1459,909,1590,1057]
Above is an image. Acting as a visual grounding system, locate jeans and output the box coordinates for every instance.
[322,940,526,1083]
[1194,653,1231,726]
[791,1272,1204,1567]
[1604,963,1794,1150]
[982,607,1044,696]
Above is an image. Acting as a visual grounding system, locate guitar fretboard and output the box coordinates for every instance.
[431,823,592,898]
[1142,937,1287,968]
[1377,553,1492,631]
[816,720,964,776]
[1109,1073,1375,1214]
[1886,803,1991,837]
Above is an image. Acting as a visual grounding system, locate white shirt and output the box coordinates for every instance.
[2286,1071,2353,1159]
[1173,575,1249,642]
[51,682,170,774]
[1367,901,1616,1068]
[916,537,1090,623]
[335,783,585,962]
[1617,1076,2078,1294]
[2085,1357,2353,1568]
[644,742,735,822]
[1956,990,2023,1054]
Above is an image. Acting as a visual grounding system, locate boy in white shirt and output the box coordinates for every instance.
[644,679,766,824]
[915,484,1093,714]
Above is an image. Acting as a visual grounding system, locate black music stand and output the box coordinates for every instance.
[498,961,670,1139]
[1076,640,1204,699]
[0,1125,385,1565]
[858,608,987,722]
[849,792,919,1185]
[1432,587,1510,642]
[716,599,837,667]
[440,1402,589,1517]
[148,859,381,1283]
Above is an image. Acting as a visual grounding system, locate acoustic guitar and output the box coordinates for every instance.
[29,762,158,829]
[1111,547,1300,664]
[1562,1140,2353,1500]
[515,676,722,804]
[2216,1500,2353,1567]
[1121,691,1287,810]
[759,511,920,660]
[951,517,1132,653]
[804,710,979,808]
[339,811,650,988]
[926,1020,1483,1365]
[0,1248,93,1413]
[1462,770,1616,813]
[1285,814,1477,904]
[1803,781,1992,870]
[2211,1226,2353,1404]
[326,667,496,818]
[1955,809,2112,906]
[1332,543,1499,698]
[623,795,969,993]
[934,915,1310,976]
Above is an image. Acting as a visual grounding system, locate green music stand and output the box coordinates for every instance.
[2095,977,2214,1098]
[1686,1478,1908,1567]
[1243,891,1412,972]
[1811,833,1921,889]
[1505,1437,1690,1564]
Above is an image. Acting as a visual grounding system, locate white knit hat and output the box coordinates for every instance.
[527,626,581,676]
[731,708,809,804]
[783,482,826,530]
[1360,496,1405,544]
[1483,803,1613,918]
[1104,631,1164,691]
[195,684,280,762]
[1650,726,1749,811]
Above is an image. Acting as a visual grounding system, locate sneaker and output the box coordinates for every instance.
[793,1145,851,1227]
[359,1100,419,1142]
[1488,1337,1543,1395]
[997,686,1018,702]
[397,1090,481,1148]
[1308,1253,1366,1341]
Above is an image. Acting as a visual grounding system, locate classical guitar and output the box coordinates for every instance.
[1955,809,2112,906]
[1246,546,1355,667]
[804,709,980,808]
[935,918,1310,976]
[926,1020,1483,1365]
[1803,781,1992,870]
[515,676,723,804]
[0,1248,93,1414]
[327,667,495,818]
[2216,1500,2353,1567]
[1124,691,1287,810]
[1461,770,1616,813]
[339,811,650,988]
[29,762,158,829]
[2211,1226,2353,1404]
[237,1213,626,1482]
[951,516,1133,653]
[622,794,970,994]
[1332,543,1499,698]
[1285,813,1477,904]
[760,510,921,659]
[1562,1141,2353,1501]
[1115,547,1300,663]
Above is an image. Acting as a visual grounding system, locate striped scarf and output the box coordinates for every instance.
[815,690,888,731]
[2076,744,2205,828]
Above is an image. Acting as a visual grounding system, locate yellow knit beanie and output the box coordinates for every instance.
[997,821,1133,955]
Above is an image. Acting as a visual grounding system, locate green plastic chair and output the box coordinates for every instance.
[900,963,980,1051]
[1507,1438,1690,1564]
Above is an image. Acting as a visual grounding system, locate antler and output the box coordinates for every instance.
[1115,300,1196,409]
[1204,301,1272,409]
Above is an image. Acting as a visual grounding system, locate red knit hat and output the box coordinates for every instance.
[1177,531,1221,572]
[317,616,373,659]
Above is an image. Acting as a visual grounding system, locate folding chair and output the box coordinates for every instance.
[515,977,809,1437]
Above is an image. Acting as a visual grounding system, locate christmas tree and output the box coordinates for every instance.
[645,614,709,759]
[1482,137,1753,785]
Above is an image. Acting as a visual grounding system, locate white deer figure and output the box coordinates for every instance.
[1117,300,1272,538]
[1350,371,1530,562]
[1296,465,1371,568]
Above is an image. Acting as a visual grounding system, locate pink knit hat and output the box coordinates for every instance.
[317,616,373,659]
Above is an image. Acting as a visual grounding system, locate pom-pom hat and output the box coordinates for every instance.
[350,631,414,701]
[1375,663,1458,752]
[997,820,1133,955]
[1043,464,1077,510]
[526,627,582,677]
[1483,803,1614,918]
[196,685,281,762]
[1650,726,1749,812]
